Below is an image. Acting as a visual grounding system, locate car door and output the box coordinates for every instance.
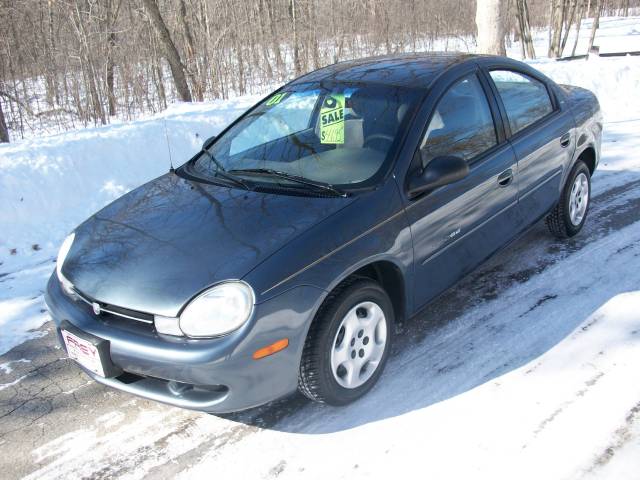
[484,67,575,226]
[404,71,519,311]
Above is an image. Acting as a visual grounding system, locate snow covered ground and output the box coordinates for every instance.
[1,15,640,480]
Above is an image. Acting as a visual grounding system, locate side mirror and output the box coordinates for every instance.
[202,135,217,150]
[407,155,469,198]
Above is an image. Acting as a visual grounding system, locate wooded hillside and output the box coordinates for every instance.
[0,0,636,141]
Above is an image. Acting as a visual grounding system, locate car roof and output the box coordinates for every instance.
[289,52,485,89]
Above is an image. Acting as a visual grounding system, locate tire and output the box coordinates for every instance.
[298,278,394,406]
[545,160,591,238]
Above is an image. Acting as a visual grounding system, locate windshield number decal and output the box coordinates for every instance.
[265,92,287,106]
[319,94,345,144]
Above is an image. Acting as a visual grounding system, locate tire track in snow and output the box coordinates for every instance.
[586,401,640,474]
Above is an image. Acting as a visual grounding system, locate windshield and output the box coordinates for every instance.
[190,82,420,188]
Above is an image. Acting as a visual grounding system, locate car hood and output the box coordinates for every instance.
[62,173,353,317]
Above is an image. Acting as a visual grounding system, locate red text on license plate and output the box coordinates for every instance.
[61,329,105,377]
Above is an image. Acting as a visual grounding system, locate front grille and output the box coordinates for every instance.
[72,288,154,325]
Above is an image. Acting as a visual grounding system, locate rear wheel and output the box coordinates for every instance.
[298,278,393,405]
[546,160,591,238]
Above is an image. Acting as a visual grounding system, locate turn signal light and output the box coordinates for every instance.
[252,338,289,360]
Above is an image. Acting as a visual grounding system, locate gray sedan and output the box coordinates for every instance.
[45,53,602,412]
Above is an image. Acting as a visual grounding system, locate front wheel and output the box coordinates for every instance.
[298,278,393,405]
[546,160,591,238]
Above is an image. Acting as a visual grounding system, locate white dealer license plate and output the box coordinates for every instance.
[61,329,106,377]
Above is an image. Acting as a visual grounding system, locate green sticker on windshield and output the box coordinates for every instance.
[319,94,345,144]
[265,92,287,106]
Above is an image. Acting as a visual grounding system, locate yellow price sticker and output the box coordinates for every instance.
[319,94,345,144]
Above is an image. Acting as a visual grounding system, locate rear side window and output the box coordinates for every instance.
[490,70,553,135]
[420,74,497,167]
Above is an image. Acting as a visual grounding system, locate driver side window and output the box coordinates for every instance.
[421,74,497,168]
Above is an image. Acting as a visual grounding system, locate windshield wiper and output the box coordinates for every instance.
[229,168,347,197]
[200,149,251,191]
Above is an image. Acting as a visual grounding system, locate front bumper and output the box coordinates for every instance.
[45,274,324,413]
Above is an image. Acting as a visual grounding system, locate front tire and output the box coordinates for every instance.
[298,278,394,406]
[546,160,591,238]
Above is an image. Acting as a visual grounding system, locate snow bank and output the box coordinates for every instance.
[0,258,53,354]
[0,96,259,263]
[534,56,640,123]
[510,17,640,122]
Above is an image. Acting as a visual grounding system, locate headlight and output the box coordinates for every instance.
[179,281,254,338]
[56,233,75,295]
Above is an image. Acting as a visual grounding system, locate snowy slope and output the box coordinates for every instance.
[0,96,260,260]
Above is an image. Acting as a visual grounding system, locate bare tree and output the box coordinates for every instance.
[476,0,507,55]
[141,0,193,102]
[548,0,566,57]
[588,0,601,54]
[290,0,302,76]
[177,0,204,101]
[559,0,578,55]
[68,1,107,125]
[0,0,638,140]
[0,99,9,143]
[105,0,122,117]
[516,0,536,58]
[570,0,586,56]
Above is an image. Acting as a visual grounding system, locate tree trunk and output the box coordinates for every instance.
[44,0,58,107]
[155,61,167,110]
[475,0,506,55]
[571,1,585,56]
[0,99,9,143]
[516,19,526,59]
[177,0,203,101]
[106,32,117,117]
[141,0,192,102]
[516,0,535,59]
[105,0,122,117]
[548,0,567,58]
[255,0,273,80]
[307,0,320,70]
[290,0,302,75]
[200,0,218,97]
[68,2,106,126]
[588,0,601,54]
[559,0,577,56]
[263,0,284,81]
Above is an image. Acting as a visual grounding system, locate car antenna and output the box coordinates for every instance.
[163,117,175,174]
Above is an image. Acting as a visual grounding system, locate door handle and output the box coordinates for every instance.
[497,169,513,187]
[560,133,571,148]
